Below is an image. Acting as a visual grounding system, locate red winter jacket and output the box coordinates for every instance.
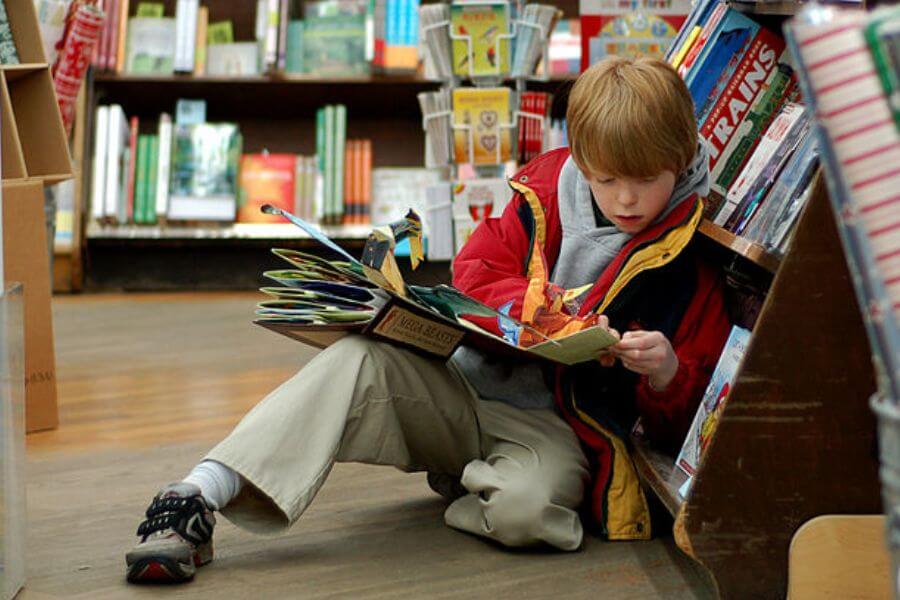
[452,148,731,540]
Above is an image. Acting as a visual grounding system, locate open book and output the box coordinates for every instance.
[254,206,618,365]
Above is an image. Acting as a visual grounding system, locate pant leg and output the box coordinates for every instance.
[443,399,590,551]
[207,335,482,534]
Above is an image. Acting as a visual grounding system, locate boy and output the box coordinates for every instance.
[125,56,730,583]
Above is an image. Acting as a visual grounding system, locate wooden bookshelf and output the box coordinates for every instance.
[632,174,881,599]
[85,222,372,241]
[697,219,782,273]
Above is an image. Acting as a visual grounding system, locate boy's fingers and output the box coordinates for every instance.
[616,336,657,351]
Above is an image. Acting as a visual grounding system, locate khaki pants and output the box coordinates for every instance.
[206,336,590,551]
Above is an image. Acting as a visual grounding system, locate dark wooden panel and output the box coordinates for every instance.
[677,175,881,599]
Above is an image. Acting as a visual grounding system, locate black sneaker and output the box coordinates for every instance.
[125,482,216,583]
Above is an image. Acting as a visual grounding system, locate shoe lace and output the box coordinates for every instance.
[136,495,212,545]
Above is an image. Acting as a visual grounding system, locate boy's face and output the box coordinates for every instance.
[587,170,677,234]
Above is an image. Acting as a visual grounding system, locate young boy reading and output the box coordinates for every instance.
[125,56,731,583]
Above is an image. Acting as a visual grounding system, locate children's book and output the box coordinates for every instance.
[254,207,620,365]
[168,123,242,221]
[237,154,297,223]
[452,87,512,165]
[450,0,511,78]
[676,325,751,477]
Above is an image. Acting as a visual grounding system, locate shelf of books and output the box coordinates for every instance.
[627,0,888,597]
[71,0,583,289]
[86,222,372,241]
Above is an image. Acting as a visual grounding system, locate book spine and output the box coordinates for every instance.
[133,134,148,225]
[671,26,700,69]
[195,6,208,76]
[334,104,347,224]
[146,135,160,224]
[265,0,280,71]
[125,116,139,223]
[344,139,354,225]
[91,105,110,221]
[716,103,802,227]
[324,105,335,223]
[361,140,372,224]
[315,108,326,223]
[104,106,122,220]
[700,29,783,167]
[115,0,130,73]
[155,114,172,222]
[177,0,199,72]
[678,2,726,79]
[351,140,362,224]
[276,0,289,71]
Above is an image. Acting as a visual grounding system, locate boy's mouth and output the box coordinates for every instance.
[616,215,642,222]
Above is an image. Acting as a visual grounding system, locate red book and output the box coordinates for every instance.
[343,140,354,225]
[237,154,297,223]
[125,116,139,223]
[678,2,726,79]
[699,28,785,168]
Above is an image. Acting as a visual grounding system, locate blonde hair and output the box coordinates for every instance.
[566,56,698,178]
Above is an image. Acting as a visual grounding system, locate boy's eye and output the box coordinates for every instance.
[596,177,615,185]
[642,175,659,183]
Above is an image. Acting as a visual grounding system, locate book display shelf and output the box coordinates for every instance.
[628,2,885,598]
[66,0,580,290]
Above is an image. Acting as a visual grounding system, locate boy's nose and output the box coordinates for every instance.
[620,190,639,206]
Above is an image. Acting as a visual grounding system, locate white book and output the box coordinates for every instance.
[714,102,806,228]
[155,113,173,220]
[174,0,199,72]
[90,105,109,221]
[104,105,129,224]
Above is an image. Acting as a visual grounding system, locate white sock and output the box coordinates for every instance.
[183,460,244,511]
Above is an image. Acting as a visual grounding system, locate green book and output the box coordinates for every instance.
[146,135,160,224]
[315,107,327,222]
[285,20,305,73]
[334,104,346,223]
[134,135,150,224]
[324,105,336,222]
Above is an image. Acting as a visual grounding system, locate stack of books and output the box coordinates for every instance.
[669,0,820,255]
[89,100,375,228]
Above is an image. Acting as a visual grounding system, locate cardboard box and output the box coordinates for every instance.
[3,180,58,432]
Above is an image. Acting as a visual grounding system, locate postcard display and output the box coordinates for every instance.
[418,0,557,259]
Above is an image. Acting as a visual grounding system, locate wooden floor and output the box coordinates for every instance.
[21,292,712,599]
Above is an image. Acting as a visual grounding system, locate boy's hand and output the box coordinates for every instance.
[611,330,679,391]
